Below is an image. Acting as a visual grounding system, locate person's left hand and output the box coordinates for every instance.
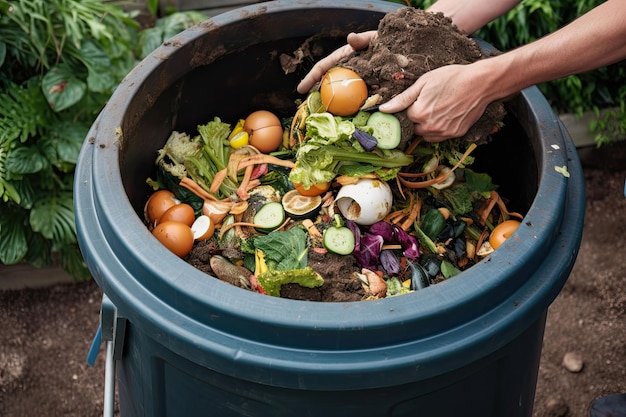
[297,31,377,94]
[379,62,494,142]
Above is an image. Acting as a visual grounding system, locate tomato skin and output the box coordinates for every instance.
[293,181,330,197]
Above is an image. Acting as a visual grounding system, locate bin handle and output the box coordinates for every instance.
[87,295,126,417]
[104,339,116,417]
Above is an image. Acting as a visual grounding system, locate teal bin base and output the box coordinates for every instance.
[116,315,546,417]
[75,1,585,416]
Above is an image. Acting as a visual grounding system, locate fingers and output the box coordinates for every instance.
[297,31,377,94]
[378,81,424,114]
[297,60,334,94]
[296,45,349,93]
[412,107,483,143]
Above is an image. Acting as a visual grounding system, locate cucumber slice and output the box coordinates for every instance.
[366,111,401,149]
[323,226,356,255]
[253,202,285,232]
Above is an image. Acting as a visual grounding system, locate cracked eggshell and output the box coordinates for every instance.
[335,178,393,225]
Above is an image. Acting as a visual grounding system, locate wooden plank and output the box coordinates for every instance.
[0,263,73,290]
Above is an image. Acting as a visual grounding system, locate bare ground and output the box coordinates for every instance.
[0,141,625,417]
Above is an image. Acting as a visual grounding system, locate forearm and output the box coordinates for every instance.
[479,0,626,102]
[427,0,522,34]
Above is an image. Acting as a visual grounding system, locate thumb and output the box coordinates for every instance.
[378,82,423,113]
[346,31,377,50]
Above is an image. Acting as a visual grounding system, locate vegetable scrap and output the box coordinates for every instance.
[555,165,571,178]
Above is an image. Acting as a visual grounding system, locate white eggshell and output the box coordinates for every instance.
[335,178,393,225]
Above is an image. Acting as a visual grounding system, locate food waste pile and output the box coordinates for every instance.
[143,8,520,302]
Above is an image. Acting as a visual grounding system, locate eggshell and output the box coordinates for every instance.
[191,215,215,241]
[159,203,195,227]
[320,67,368,116]
[335,178,393,225]
[243,110,283,153]
[152,221,194,258]
[144,190,179,225]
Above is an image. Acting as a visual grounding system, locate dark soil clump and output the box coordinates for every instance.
[282,250,365,302]
[339,8,505,146]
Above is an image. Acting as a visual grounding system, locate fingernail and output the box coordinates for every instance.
[377,102,390,111]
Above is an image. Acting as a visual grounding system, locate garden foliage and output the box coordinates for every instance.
[0,0,205,278]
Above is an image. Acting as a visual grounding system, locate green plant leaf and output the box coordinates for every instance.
[0,80,52,144]
[0,41,6,68]
[147,0,159,16]
[0,209,28,264]
[5,146,49,175]
[50,121,87,166]
[30,192,76,243]
[60,244,91,281]
[80,40,116,93]
[42,64,87,112]
[0,178,21,204]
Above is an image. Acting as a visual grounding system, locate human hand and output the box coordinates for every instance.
[296,31,377,94]
[379,63,493,142]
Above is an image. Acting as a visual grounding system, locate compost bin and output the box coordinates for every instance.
[75,1,585,416]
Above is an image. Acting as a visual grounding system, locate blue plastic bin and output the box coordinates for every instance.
[75,1,585,416]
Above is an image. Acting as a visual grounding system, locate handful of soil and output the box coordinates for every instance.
[337,8,505,146]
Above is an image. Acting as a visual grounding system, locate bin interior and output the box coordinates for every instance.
[118,36,538,222]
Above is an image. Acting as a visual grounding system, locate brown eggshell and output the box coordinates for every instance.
[152,221,194,258]
[320,67,368,116]
[144,190,178,225]
[243,110,283,153]
[191,215,215,241]
[159,203,195,227]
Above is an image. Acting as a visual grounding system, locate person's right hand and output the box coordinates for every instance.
[296,31,377,94]
[378,61,495,142]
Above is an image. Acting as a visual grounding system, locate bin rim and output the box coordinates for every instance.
[74,0,585,389]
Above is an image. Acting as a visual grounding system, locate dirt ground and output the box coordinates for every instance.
[0,140,624,417]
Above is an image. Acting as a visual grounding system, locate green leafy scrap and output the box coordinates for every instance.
[256,267,325,298]
[253,227,308,271]
[441,185,474,215]
[464,168,497,198]
[253,227,325,297]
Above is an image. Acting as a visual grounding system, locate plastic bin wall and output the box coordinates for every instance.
[74,1,585,416]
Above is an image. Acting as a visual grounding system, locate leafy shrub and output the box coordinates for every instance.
[0,0,205,279]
